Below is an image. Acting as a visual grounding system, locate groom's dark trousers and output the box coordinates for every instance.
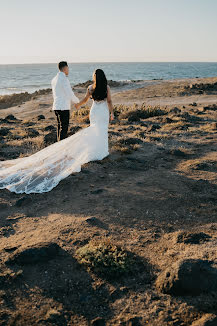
[54,110,70,141]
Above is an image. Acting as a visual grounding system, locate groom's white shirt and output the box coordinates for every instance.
[51,71,79,111]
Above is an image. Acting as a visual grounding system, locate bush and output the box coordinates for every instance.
[119,105,165,122]
[76,239,135,278]
[72,107,90,118]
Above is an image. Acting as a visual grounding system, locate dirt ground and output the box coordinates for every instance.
[0,77,217,325]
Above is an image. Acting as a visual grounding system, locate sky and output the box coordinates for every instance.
[0,0,217,64]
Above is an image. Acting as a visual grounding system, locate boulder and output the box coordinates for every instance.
[5,114,17,121]
[26,128,39,138]
[44,132,56,145]
[69,126,82,135]
[37,114,45,120]
[170,107,181,114]
[169,149,186,157]
[6,242,60,265]
[44,125,56,132]
[176,232,211,244]
[156,259,217,296]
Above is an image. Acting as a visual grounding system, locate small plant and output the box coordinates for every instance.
[72,107,90,118]
[76,239,135,278]
[111,137,142,154]
[112,145,133,154]
[119,105,165,122]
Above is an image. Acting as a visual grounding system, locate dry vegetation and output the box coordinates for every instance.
[1,78,217,325]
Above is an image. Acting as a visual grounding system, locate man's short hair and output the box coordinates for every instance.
[58,61,68,71]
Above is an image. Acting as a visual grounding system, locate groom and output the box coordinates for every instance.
[51,61,79,141]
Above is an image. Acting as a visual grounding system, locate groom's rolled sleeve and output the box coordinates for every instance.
[63,78,79,104]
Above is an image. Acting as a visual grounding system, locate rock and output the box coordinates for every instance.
[190,102,197,107]
[176,232,211,244]
[39,103,50,108]
[194,162,216,172]
[85,217,100,225]
[191,314,217,326]
[138,132,146,138]
[15,196,32,207]
[44,132,56,145]
[69,126,82,135]
[84,217,106,229]
[0,128,10,136]
[180,112,190,119]
[5,114,17,121]
[44,125,56,132]
[170,107,181,114]
[91,189,104,194]
[37,114,45,120]
[117,137,143,145]
[147,124,161,132]
[4,246,18,252]
[91,317,106,326]
[203,104,217,111]
[26,128,39,138]
[6,242,60,265]
[169,149,186,157]
[163,117,173,123]
[156,259,217,296]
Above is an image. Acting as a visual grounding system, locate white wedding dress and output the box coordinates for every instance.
[0,99,109,194]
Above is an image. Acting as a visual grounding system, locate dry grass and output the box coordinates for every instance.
[17,136,45,157]
[161,121,189,132]
[110,135,142,154]
[118,104,166,122]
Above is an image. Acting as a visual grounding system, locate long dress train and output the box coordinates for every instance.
[0,100,109,194]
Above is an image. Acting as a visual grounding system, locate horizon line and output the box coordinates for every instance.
[0,60,217,65]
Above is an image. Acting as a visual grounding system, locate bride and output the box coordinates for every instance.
[0,69,114,194]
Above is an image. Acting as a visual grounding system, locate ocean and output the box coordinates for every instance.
[0,62,217,95]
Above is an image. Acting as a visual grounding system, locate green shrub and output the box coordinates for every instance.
[76,239,135,278]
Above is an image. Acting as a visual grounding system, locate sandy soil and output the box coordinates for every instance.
[0,77,217,325]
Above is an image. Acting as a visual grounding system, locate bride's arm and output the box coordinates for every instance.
[75,88,90,109]
[107,86,114,120]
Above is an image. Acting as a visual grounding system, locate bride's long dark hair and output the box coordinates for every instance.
[92,69,107,101]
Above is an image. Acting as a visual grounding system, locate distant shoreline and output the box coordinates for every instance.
[1,61,217,65]
[1,75,216,97]
[0,75,217,118]
[1,62,217,96]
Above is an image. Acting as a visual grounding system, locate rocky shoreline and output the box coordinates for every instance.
[0,88,52,110]
[0,79,140,111]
